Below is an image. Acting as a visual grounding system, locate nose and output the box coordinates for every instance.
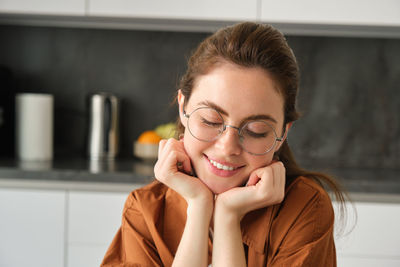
[214,125,242,156]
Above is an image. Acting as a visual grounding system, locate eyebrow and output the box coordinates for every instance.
[197,100,278,124]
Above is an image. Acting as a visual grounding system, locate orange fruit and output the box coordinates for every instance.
[137,130,162,144]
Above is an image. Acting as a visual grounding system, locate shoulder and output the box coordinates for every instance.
[266,176,337,265]
[132,180,169,200]
[279,176,335,229]
[286,176,333,209]
[124,180,185,217]
[124,180,169,212]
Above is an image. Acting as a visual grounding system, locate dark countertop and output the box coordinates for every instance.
[0,157,156,192]
[0,158,399,201]
[302,165,400,195]
[0,157,154,183]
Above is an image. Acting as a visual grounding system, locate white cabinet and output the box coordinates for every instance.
[67,191,129,267]
[0,0,399,36]
[0,188,66,267]
[0,0,86,16]
[334,201,400,267]
[260,0,400,27]
[88,0,258,21]
[1,184,399,267]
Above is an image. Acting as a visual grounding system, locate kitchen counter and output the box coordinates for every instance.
[0,158,399,203]
[0,157,155,192]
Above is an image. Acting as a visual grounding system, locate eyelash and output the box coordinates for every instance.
[201,118,222,127]
[243,129,268,138]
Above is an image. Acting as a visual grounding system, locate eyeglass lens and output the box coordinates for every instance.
[187,107,278,155]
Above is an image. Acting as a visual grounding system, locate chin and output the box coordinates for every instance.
[200,178,244,195]
[191,158,248,194]
[212,186,233,194]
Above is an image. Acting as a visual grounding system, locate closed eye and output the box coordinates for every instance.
[201,118,222,127]
[243,129,268,138]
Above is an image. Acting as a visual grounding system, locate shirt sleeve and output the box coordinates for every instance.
[268,187,337,267]
[101,192,163,267]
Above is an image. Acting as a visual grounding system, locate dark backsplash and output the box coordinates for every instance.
[0,24,399,172]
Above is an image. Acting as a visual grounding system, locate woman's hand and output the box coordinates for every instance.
[212,161,285,267]
[215,161,286,221]
[155,138,213,267]
[154,138,213,206]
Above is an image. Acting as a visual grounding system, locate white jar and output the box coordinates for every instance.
[15,93,53,161]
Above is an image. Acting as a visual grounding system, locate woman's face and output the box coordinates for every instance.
[178,62,289,194]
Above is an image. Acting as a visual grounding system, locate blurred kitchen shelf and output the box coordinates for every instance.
[0,13,400,39]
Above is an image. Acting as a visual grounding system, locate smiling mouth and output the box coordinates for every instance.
[206,155,244,171]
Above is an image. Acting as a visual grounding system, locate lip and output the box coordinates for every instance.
[204,154,244,178]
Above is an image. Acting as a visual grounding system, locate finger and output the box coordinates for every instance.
[271,161,286,200]
[159,138,193,175]
[158,139,167,156]
[176,155,192,175]
[165,149,192,175]
[272,161,285,183]
[246,160,280,187]
[173,140,192,174]
[156,139,183,175]
[279,162,286,193]
[178,140,194,173]
[180,155,192,175]
[159,138,181,161]
[246,169,262,186]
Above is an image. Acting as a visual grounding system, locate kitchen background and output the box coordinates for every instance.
[0,24,399,182]
[1,2,400,266]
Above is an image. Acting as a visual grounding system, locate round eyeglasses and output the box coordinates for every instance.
[183,106,285,155]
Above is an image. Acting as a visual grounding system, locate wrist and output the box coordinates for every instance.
[214,199,242,224]
[187,197,214,219]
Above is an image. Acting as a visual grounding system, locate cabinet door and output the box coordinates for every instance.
[0,0,85,15]
[338,256,400,267]
[334,201,400,266]
[67,191,129,267]
[261,0,400,26]
[88,0,257,21]
[0,188,65,267]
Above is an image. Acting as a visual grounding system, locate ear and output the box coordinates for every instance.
[274,122,293,152]
[177,90,186,127]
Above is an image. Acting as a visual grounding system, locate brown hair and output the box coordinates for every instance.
[177,22,349,232]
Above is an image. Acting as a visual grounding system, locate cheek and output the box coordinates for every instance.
[182,130,208,158]
[246,151,275,170]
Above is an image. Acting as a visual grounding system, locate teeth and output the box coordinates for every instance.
[209,158,237,171]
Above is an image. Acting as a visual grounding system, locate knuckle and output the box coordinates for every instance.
[166,137,177,145]
[163,138,173,149]
[169,150,179,158]
[280,162,286,171]
[263,166,273,176]
[271,162,280,171]
[266,169,274,178]
[277,192,285,203]
[154,161,158,170]
[153,162,160,175]
[154,167,162,180]
[278,161,286,171]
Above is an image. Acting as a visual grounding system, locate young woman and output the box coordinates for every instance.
[102,22,345,267]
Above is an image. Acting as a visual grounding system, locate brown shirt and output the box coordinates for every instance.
[101,176,336,266]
